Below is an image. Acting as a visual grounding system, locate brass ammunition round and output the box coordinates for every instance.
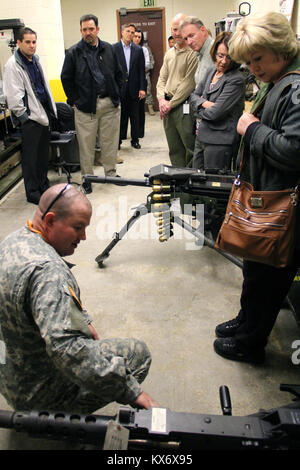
[154,213,171,221]
[152,184,171,193]
[157,226,171,235]
[156,218,171,226]
[152,193,171,201]
[152,203,170,211]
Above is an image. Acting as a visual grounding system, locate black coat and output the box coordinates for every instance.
[112,41,147,101]
[61,38,123,113]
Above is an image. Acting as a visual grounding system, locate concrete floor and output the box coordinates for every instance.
[0,112,299,450]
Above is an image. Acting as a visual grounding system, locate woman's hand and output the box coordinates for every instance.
[201,100,215,109]
[237,112,260,136]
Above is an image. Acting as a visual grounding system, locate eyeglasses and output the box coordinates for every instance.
[216,53,231,61]
[41,184,70,220]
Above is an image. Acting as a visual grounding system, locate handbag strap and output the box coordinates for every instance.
[237,70,300,180]
[251,70,300,117]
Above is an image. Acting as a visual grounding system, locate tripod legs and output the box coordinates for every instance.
[95,202,243,269]
[95,204,149,267]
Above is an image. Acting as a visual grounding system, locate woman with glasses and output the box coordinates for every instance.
[190,31,246,171]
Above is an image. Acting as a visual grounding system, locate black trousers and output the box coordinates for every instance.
[138,98,145,138]
[235,259,298,352]
[119,91,140,143]
[20,120,50,202]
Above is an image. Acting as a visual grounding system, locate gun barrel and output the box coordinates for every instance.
[84,174,150,187]
[0,400,299,450]
[0,410,14,429]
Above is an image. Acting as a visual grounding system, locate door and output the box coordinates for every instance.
[116,8,166,111]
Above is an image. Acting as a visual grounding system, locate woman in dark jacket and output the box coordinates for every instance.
[214,12,300,364]
[190,31,245,171]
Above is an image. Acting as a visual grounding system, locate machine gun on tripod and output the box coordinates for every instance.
[84,164,242,269]
[84,164,300,327]
[0,384,299,450]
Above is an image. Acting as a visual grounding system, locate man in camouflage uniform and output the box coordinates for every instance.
[0,184,157,413]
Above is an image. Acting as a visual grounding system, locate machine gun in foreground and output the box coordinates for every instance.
[0,384,300,450]
[84,164,242,269]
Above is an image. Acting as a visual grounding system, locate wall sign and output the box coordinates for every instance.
[140,0,157,7]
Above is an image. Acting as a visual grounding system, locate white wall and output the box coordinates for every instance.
[60,0,233,49]
[0,0,65,80]
[60,0,300,50]
[1,0,299,79]
[232,0,300,36]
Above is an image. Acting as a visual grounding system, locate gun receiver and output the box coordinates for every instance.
[0,385,299,450]
[84,164,235,199]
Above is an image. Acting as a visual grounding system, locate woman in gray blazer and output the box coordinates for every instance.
[190,32,246,171]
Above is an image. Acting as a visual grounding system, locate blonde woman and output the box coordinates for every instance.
[214,12,300,364]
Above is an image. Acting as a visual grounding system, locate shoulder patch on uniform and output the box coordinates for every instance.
[68,286,83,311]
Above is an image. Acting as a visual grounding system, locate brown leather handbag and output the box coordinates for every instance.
[215,175,299,268]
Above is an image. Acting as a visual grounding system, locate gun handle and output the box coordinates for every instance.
[219,385,232,416]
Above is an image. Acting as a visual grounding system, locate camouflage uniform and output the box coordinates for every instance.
[145,44,155,106]
[0,225,151,413]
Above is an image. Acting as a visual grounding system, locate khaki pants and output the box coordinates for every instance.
[163,104,195,168]
[74,97,120,177]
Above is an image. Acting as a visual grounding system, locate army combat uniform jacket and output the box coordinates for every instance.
[0,225,149,412]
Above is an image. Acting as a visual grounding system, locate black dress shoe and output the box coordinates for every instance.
[82,181,92,194]
[131,141,141,149]
[27,197,40,205]
[213,337,265,364]
[27,192,41,205]
[215,317,242,338]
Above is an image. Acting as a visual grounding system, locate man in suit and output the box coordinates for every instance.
[113,24,147,150]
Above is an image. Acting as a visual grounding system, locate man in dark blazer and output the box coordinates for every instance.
[113,23,147,149]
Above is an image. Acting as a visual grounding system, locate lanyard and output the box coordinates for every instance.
[26,220,49,243]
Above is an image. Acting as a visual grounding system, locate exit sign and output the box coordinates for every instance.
[140,0,157,6]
